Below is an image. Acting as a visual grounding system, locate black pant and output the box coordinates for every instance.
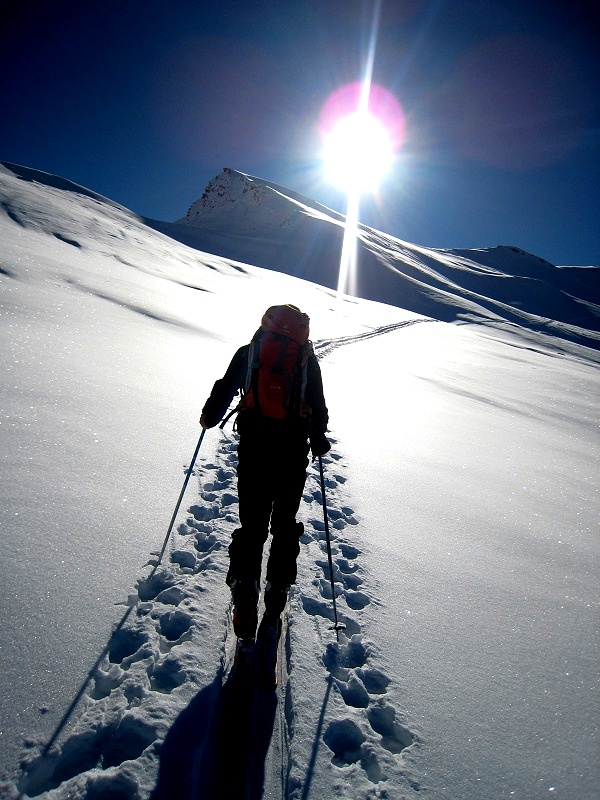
[227,414,309,588]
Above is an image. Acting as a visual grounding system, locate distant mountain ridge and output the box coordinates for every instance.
[152,167,600,350]
[1,161,598,350]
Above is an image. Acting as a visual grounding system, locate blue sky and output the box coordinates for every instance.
[1,0,598,265]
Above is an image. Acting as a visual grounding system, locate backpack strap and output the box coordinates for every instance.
[245,336,262,414]
[296,342,312,417]
[219,405,239,429]
[219,341,256,429]
[244,337,260,393]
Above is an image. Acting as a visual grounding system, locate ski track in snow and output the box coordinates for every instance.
[8,328,422,800]
[313,318,431,359]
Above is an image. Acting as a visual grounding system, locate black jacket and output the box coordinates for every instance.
[202,344,329,438]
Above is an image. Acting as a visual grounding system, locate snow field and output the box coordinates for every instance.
[0,161,418,791]
[2,162,598,799]
[10,419,419,799]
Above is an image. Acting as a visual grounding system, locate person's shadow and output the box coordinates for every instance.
[150,665,277,800]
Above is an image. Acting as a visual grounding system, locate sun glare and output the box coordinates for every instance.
[323,111,394,192]
[319,77,405,298]
[320,81,405,195]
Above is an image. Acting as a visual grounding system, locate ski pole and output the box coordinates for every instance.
[149,428,206,578]
[318,455,345,641]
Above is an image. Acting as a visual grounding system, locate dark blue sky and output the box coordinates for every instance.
[2,0,598,265]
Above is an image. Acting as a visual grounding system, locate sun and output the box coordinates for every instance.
[319,81,405,297]
[320,82,405,195]
[323,111,394,193]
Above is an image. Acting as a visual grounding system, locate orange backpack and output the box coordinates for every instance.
[241,305,311,420]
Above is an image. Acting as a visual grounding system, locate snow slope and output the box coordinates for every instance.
[0,162,598,799]
[151,167,600,352]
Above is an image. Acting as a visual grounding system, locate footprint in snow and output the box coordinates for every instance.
[154,585,186,605]
[323,718,365,766]
[301,441,417,786]
[336,556,360,575]
[171,549,196,570]
[342,572,364,590]
[340,542,360,559]
[159,609,194,643]
[107,626,151,665]
[194,531,220,554]
[90,662,125,701]
[343,589,371,610]
[315,576,343,600]
[189,502,221,522]
[137,569,179,602]
[202,468,235,492]
[301,594,361,637]
[220,492,238,507]
[18,717,157,797]
[356,667,391,695]
[149,653,187,693]
[367,700,415,754]
[336,674,371,708]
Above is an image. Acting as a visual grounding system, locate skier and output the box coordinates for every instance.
[200,304,330,643]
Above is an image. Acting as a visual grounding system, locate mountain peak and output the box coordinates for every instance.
[180,168,344,233]
[182,168,296,232]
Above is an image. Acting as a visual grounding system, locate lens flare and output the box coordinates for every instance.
[323,111,394,192]
[320,82,405,298]
[320,81,406,178]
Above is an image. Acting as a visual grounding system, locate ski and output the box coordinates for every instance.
[255,614,282,690]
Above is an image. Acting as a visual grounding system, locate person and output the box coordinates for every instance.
[200,304,330,641]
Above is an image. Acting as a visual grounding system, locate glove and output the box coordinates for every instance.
[310,432,331,460]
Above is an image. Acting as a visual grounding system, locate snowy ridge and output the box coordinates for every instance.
[155,167,600,352]
[0,162,131,214]
[10,419,419,799]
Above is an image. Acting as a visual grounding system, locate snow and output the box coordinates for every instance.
[0,161,598,799]
[155,168,600,354]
